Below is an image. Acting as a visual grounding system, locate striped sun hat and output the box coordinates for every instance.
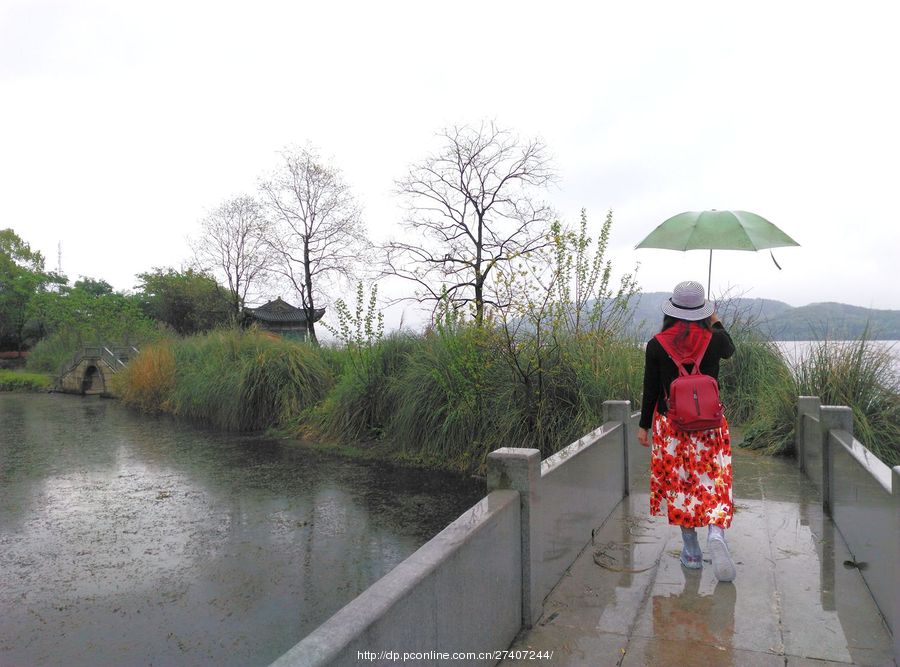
[661,280,715,321]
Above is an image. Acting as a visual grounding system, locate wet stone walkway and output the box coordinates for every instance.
[502,445,895,666]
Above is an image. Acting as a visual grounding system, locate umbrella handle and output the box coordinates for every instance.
[708,249,712,298]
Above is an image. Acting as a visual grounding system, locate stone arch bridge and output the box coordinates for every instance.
[57,345,139,396]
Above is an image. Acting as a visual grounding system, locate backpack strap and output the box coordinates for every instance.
[655,328,713,376]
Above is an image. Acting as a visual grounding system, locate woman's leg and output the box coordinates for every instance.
[680,526,702,569]
[708,524,736,581]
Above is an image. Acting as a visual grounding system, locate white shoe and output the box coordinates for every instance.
[708,535,736,582]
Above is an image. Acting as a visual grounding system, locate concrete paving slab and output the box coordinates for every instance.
[628,502,784,655]
[620,636,785,667]
[500,446,895,667]
[502,493,666,654]
[765,498,894,666]
[502,632,627,667]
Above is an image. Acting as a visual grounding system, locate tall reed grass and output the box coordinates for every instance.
[113,321,898,471]
[313,333,417,443]
[112,342,176,412]
[312,324,644,470]
[742,334,900,466]
[117,329,334,431]
[384,325,512,467]
[717,325,793,424]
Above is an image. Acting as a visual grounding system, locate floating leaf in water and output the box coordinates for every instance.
[843,559,868,571]
[540,611,559,626]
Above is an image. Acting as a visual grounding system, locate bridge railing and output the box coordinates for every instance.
[272,400,641,667]
[101,346,126,370]
[57,347,99,379]
[797,396,899,661]
[58,344,138,375]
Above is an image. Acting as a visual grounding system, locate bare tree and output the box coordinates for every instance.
[259,146,369,344]
[386,122,556,326]
[191,195,273,322]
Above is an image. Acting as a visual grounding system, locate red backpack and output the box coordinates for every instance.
[654,329,724,431]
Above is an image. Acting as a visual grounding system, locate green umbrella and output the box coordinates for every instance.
[635,210,800,294]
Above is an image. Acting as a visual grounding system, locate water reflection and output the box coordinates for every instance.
[650,577,736,661]
[0,393,483,667]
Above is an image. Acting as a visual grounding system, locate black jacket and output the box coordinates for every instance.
[639,322,735,429]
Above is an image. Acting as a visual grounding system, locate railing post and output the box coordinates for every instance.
[796,396,821,472]
[487,447,542,628]
[819,406,853,516]
[893,466,900,662]
[603,400,632,497]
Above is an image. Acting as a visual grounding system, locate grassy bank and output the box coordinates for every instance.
[0,369,52,392]
[113,325,900,471]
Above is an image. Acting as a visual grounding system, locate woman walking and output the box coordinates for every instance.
[637,280,737,581]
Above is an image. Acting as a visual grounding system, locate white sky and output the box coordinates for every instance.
[3,0,899,330]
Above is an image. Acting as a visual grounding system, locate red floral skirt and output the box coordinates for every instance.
[649,411,733,528]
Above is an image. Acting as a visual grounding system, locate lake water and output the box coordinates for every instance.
[0,393,484,666]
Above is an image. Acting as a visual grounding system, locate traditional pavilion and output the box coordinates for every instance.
[244,298,324,340]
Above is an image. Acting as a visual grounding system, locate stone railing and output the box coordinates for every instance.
[796,396,899,661]
[271,401,644,666]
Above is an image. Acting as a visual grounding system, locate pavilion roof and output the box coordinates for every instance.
[246,298,324,324]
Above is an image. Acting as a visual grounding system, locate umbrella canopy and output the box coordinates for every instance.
[635,210,799,293]
[636,210,799,251]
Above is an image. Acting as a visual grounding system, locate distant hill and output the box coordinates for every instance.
[625,293,900,341]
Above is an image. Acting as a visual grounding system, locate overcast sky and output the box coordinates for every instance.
[3,0,898,328]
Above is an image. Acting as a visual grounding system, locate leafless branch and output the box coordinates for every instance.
[258,145,370,343]
[190,194,273,322]
[384,121,556,325]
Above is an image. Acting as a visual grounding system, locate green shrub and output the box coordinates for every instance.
[26,331,84,373]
